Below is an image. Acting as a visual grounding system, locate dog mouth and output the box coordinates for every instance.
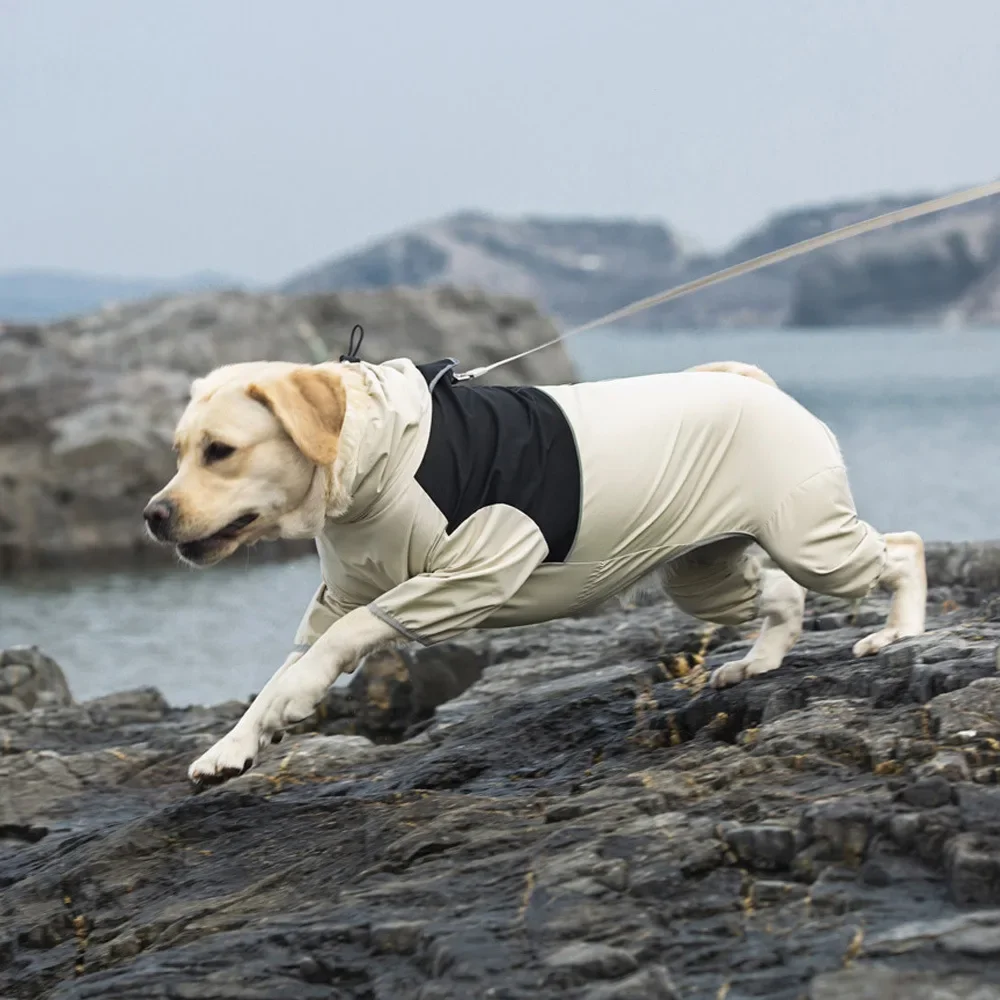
[177,512,259,563]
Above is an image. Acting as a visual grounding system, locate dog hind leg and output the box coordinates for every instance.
[851,531,926,657]
[661,538,806,688]
[708,565,806,689]
[755,467,926,668]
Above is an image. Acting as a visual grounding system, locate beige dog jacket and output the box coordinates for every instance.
[293,358,886,651]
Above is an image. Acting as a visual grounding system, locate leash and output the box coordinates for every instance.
[445,178,1000,382]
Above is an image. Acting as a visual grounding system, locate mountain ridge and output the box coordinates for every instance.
[281,189,1000,328]
[6,185,1000,327]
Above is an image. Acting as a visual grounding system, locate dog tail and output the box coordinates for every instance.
[684,360,778,389]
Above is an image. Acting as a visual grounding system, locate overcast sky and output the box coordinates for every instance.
[3,0,999,283]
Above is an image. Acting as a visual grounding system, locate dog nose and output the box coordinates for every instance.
[143,498,176,540]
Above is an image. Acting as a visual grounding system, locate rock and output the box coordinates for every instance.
[946,833,1000,904]
[2,594,1000,997]
[931,679,1000,741]
[810,965,1000,1000]
[917,751,971,783]
[545,942,638,986]
[582,965,681,1000]
[957,787,1000,835]
[898,776,953,809]
[864,910,1000,958]
[314,643,490,741]
[722,824,796,871]
[0,646,73,712]
[0,287,576,572]
[926,542,1000,595]
[85,686,170,724]
[800,799,874,864]
[370,920,425,955]
[0,741,168,827]
[749,879,809,906]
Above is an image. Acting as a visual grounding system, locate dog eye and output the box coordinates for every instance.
[204,442,236,464]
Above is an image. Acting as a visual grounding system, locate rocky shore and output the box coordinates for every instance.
[3,543,1000,998]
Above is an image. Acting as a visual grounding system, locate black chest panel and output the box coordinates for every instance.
[414,360,582,563]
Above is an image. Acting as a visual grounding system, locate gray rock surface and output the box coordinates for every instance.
[5,575,1000,997]
[280,194,1000,328]
[0,646,73,715]
[0,287,575,572]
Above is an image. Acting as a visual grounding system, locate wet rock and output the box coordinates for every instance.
[722,823,797,871]
[810,965,1000,999]
[931,679,1000,741]
[0,645,73,712]
[800,799,874,864]
[957,786,1000,835]
[864,910,1000,958]
[749,879,809,906]
[946,833,1000,904]
[545,942,638,986]
[2,594,1000,997]
[0,741,170,826]
[918,751,972,783]
[370,919,425,955]
[582,965,681,1000]
[315,643,489,741]
[899,776,954,809]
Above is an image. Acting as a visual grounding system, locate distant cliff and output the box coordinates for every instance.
[283,211,690,329]
[282,192,1000,329]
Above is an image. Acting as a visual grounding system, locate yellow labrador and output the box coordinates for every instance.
[146,358,926,785]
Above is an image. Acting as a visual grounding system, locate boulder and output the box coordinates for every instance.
[0,646,73,714]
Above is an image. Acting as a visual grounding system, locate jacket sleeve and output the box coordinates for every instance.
[291,582,364,654]
[366,505,549,645]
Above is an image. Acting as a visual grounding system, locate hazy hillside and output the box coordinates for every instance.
[0,269,242,323]
[282,211,689,328]
[9,188,1000,329]
[281,191,1000,329]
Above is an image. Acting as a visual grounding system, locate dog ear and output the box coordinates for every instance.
[247,368,347,466]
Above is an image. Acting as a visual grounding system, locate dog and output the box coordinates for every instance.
[144,356,926,785]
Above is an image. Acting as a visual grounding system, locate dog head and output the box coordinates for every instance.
[144,361,347,566]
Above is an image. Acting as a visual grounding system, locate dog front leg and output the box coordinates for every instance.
[188,608,397,785]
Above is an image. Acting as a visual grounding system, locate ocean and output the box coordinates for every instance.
[2,326,998,706]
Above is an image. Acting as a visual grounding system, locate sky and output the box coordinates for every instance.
[3,0,1000,284]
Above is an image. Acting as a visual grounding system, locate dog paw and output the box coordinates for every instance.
[852,627,901,658]
[709,659,748,689]
[188,729,261,787]
[709,656,782,689]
